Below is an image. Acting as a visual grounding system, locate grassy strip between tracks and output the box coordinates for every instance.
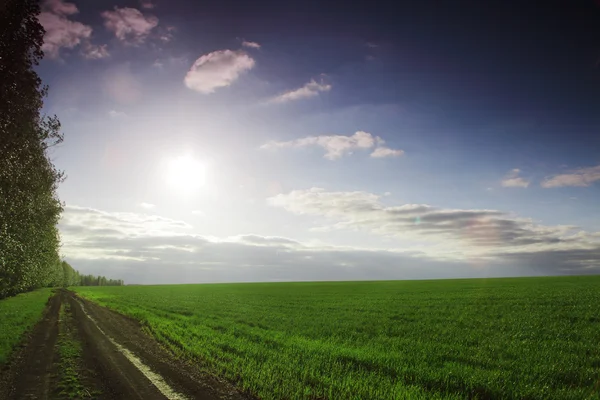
[75,276,600,399]
[55,301,96,399]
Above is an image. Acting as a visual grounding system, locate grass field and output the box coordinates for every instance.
[0,288,54,364]
[75,276,600,399]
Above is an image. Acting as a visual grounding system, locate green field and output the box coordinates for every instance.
[75,277,600,399]
[0,288,54,364]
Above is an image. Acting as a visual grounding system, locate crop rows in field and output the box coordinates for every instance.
[75,276,600,399]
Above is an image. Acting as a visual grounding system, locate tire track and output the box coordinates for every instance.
[1,290,250,400]
[72,298,187,400]
[68,291,249,400]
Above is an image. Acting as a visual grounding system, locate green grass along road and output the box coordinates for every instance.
[0,288,54,365]
[75,276,600,399]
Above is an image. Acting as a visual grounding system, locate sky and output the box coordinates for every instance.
[38,0,600,284]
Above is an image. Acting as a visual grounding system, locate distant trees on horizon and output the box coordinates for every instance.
[79,273,124,287]
[48,260,124,288]
[59,261,124,288]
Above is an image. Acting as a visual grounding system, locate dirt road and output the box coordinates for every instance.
[0,290,251,400]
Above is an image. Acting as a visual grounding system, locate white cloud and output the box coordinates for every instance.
[152,55,187,69]
[101,7,158,44]
[44,0,78,15]
[57,205,446,281]
[541,165,600,188]
[81,43,109,59]
[242,40,261,49]
[39,1,110,60]
[58,205,600,284]
[191,210,205,216]
[158,26,175,42]
[38,0,92,59]
[148,26,176,43]
[271,79,331,103]
[138,202,155,209]
[268,188,600,266]
[140,0,155,9]
[501,168,530,188]
[184,50,255,93]
[108,110,127,118]
[261,131,374,160]
[261,131,404,160]
[231,235,300,247]
[59,206,191,249]
[370,147,404,158]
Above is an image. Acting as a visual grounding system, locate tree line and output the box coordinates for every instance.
[0,1,123,299]
[56,261,124,288]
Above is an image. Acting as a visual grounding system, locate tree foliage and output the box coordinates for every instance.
[0,0,122,298]
[79,273,124,287]
[50,260,124,287]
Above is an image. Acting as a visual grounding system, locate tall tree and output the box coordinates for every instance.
[0,0,64,298]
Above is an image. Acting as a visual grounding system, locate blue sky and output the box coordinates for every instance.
[40,0,600,283]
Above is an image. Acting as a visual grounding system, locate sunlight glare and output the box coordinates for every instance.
[165,155,206,194]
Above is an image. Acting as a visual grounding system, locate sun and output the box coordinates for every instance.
[165,155,206,194]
